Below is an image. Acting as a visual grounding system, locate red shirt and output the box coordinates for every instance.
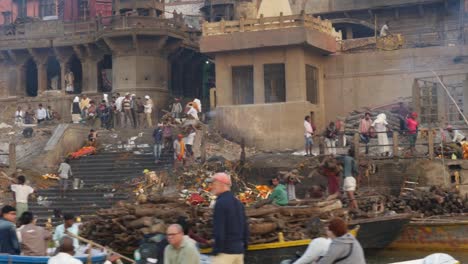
[406,118,418,134]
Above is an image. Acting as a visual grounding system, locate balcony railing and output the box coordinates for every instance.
[202,11,342,40]
[0,14,191,45]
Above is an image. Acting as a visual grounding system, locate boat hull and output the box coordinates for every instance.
[389,217,468,251]
[0,254,107,264]
[349,214,411,249]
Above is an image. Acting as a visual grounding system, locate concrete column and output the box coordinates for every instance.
[253,62,265,104]
[37,63,47,94]
[214,55,232,105]
[60,61,68,92]
[82,58,100,93]
[285,47,306,102]
[15,65,27,97]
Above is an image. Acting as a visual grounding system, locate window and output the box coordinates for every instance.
[232,66,254,105]
[264,63,285,103]
[40,0,56,17]
[306,65,319,104]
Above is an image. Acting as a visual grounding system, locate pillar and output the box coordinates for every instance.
[285,47,306,101]
[82,58,100,93]
[37,63,47,94]
[15,65,27,97]
[253,61,265,104]
[214,55,232,105]
[60,61,68,93]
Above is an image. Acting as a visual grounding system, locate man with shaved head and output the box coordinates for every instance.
[164,224,200,264]
[208,173,249,264]
[48,236,82,264]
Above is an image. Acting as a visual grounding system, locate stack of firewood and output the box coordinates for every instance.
[387,187,468,216]
[81,196,345,255]
[355,187,468,217]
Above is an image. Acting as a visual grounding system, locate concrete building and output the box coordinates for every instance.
[200,5,341,149]
[199,0,468,151]
[0,0,206,122]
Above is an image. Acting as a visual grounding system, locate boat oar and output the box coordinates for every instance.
[65,231,136,264]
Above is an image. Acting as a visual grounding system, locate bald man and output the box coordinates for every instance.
[164,224,200,264]
[208,173,249,264]
[48,236,82,264]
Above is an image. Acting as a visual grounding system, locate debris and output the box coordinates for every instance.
[0,123,12,129]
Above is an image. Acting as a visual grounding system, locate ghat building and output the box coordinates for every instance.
[2,0,468,151]
[200,0,468,150]
[0,0,206,120]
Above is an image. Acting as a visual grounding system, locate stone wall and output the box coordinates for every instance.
[215,101,316,150]
[323,45,468,123]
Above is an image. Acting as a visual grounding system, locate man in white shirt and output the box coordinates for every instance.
[10,175,34,219]
[36,104,47,124]
[144,95,153,128]
[184,128,196,159]
[447,125,466,143]
[380,21,390,37]
[53,214,80,250]
[58,159,73,197]
[186,104,199,120]
[304,115,314,157]
[48,236,82,264]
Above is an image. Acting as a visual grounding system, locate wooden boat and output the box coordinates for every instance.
[200,227,359,263]
[0,253,107,264]
[389,215,468,251]
[349,213,412,249]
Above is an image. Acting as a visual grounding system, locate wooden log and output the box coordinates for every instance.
[249,222,278,235]
[279,200,342,217]
[128,216,153,228]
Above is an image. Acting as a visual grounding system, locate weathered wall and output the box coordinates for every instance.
[323,45,468,122]
[112,55,169,108]
[216,101,317,150]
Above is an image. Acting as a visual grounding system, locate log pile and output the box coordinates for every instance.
[345,110,401,134]
[80,196,346,255]
[356,187,468,217]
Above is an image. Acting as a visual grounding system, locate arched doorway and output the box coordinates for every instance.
[69,55,82,94]
[46,57,61,90]
[98,54,112,92]
[25,59,38,97]
[331,19,375,40]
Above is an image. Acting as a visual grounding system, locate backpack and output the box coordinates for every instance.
[137,234,168,264]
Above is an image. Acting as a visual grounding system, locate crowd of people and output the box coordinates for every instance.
[303,106,421,157]
[0,173,246,264]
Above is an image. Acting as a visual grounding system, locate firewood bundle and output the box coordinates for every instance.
[387,188,468,216]
[81,196,346,255]
[356,187,468,217]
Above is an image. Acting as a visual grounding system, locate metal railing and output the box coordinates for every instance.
[317,127,468,160]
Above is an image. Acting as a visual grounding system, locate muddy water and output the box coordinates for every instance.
[366,249,468,263]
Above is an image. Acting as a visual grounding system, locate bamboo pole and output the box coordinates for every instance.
[65,231,136,264]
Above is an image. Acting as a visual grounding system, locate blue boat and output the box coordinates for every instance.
[0,254,107,264]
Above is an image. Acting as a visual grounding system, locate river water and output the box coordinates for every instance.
[366,249,468,263]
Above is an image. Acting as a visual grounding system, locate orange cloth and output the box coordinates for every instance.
[177,140,185,160]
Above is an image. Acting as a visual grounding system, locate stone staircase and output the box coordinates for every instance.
[29,147,174,225]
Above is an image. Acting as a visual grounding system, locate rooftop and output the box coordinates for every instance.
[200,12,341,54]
